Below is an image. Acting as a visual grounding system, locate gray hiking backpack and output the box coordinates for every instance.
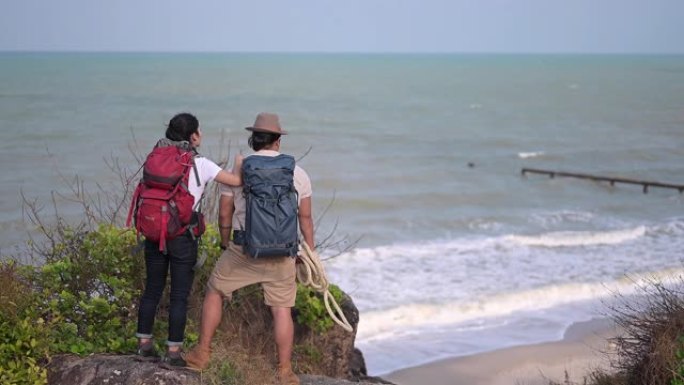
[241,154,299,258]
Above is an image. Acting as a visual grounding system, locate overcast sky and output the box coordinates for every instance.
[1,0,683,53]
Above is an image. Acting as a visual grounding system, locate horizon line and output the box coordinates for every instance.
[1,49,684,56]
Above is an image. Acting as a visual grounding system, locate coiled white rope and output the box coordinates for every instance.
[296,242,354,332]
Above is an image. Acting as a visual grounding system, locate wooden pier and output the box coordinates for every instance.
[521,168,684,194]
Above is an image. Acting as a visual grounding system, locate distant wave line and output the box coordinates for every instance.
[505,226,646,247]
[327,223,667,262]
[518,151,545,159]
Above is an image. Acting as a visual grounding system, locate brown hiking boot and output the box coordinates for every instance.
[276,364,300,385]
[184,346,212,371]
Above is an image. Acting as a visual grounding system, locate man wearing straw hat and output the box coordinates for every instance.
[186,112,314,385]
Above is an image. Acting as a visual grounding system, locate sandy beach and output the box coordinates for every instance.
[385,318,619,385]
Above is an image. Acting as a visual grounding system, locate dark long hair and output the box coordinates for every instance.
[248,132,281,151]
[166,113,199,142]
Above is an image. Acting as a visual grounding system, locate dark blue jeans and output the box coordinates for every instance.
[136,233,197,346]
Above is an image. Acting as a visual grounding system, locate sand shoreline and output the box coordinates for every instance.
[384,317,619,385]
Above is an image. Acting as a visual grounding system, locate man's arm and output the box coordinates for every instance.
[298,196,314,249]
[219,194,235,249]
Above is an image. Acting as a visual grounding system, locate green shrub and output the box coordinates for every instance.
[295,283,345,333]
[0,224,148,384]
[0,261,49,385]
[0,222,230,384]
[30,224,143,355]
[0,317,49,385]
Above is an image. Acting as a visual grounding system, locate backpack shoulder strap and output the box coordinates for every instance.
[191,156,201,187]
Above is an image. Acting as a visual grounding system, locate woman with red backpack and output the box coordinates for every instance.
[131,112,243,367]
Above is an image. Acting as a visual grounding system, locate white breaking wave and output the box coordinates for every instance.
[505,226,646,247]
[325,220,684,315]
[356,268,684,342]
[325,236,497,262]
[518,151,545,158]
[328,225,647,265]
[329,221,680,263]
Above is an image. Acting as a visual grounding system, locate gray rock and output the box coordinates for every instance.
[48,354,394,385]
[48,354,200,385]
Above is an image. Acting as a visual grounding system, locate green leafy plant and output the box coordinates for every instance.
[30,224,143,355]
[671,336,684,385]
[215,360,245,385]
[0,224,146,384]
[295,343,323,364]
[0,317,49,385]
[0,261,49,385]
[294,283,345,333]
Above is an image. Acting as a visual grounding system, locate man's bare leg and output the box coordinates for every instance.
[185,288,224,370]
[271,306,299,385]
[197,288,224,349]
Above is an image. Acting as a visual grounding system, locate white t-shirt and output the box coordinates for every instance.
[189,156,222,209]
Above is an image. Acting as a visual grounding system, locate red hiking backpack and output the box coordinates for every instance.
[126,141,201,252]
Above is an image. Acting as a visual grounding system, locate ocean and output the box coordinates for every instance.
[1,52,683,375]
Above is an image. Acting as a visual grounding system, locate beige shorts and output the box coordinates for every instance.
[207,242,297,308]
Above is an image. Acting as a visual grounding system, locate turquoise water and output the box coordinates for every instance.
[2,53,684,374]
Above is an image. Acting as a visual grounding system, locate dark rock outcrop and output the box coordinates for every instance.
[47,354,200,385]
[294,291,361,379]
[47,354,393,385]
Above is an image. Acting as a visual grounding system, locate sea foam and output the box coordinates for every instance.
[505,226,646,247]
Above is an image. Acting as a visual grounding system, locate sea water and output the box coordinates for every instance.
[1,52,683,374]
